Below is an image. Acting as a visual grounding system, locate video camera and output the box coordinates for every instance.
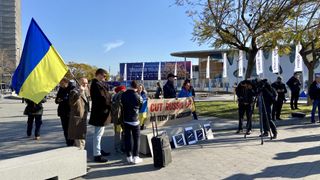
[250,78,269,95]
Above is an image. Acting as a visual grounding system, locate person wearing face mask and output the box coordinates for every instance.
[271,76,287,121]
[309,73,320,123]
[89,68,112,163]
[163,73,177,99]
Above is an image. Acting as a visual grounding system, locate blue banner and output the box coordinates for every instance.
[120,61,191,81]
[143,62,159,80]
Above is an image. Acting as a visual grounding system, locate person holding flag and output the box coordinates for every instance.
[11,18,68,105]
[11,19,69,142]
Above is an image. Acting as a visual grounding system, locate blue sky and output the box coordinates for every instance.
[21,0,210,75]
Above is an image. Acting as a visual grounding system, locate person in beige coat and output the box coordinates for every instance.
[68,78,90,149]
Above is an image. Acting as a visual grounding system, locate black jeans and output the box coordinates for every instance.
[124,123,140,157]
[27,115,42,137]
[238,103,253,131]
[272,99,284,120]
[192,111,198,120]
[290,91,300,109]
[262,104,277,135]
[60,116,74,146]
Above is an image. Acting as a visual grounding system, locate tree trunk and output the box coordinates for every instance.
[245,49,258,79]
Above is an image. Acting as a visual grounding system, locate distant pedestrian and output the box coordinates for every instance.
[309,73,320,123]
[286,72,301,110]
[55,78,75,146]
[24,98,46,140]
[163,73,177,99]
[111,85,126,153]
[154,82,162,99]
[89,68,112,163]
[68,78,90,149]
[271,76,287,120]
[121,80,143,164]
[138,84,148,129]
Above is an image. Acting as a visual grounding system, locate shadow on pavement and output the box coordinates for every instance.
[83,164,157,179]
[278,134,320,143]
[0,119,65,160]
[274,146,320,160]
[284,124,319,130]
[223,160,320,179]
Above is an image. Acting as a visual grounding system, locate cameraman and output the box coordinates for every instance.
[255,79,278,139]
[235,80,254,135]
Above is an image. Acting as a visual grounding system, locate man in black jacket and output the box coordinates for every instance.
[309,73,320,123]
[271,76,287,120]
[257,79,278,139]
[121,80,143,164]
[235,80,255,135]
[89,68,112,163]
[286,72,301,110]
[163,73,177,99]
[55,78,75,146]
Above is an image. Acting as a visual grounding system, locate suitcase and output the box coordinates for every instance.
[292,112,306,118]
[151,118,172,168]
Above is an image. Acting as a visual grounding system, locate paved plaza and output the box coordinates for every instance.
[1,98,320,179]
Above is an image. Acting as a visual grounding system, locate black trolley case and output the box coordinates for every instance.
[151,117,172,168]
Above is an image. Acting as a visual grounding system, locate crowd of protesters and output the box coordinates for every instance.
[22,68,197,165]
[22,66,320,164]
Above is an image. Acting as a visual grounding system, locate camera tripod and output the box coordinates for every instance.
[244,93,274,145]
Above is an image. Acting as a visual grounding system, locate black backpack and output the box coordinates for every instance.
[111,92,124,126]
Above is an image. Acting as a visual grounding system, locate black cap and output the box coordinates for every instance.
[167,73,177,79]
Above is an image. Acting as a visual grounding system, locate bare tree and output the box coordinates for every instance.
[176,0,318,79]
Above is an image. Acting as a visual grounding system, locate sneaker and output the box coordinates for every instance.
[236,130,243,134]
[94,155,108,163]
[272,134,277,139]
[259,133,269,137]
[126,156,133,163]
[101,150,111,156]
[133,156,143,164]
[245,131,251,135]
[35,136,40,140]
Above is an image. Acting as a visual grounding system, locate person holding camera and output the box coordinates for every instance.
[257,79,278,139]
[235,80,255,135]
[271,76,287,121]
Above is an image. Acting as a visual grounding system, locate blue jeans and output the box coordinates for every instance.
[311,99,320,123]
[93,126,105,156]
[27,115,42,137]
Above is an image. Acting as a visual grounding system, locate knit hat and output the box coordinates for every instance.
[115,85,126,93]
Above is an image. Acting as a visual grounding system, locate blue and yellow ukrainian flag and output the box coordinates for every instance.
[12,18,68,103]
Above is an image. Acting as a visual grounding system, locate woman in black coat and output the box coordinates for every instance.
[24,98,46,140]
